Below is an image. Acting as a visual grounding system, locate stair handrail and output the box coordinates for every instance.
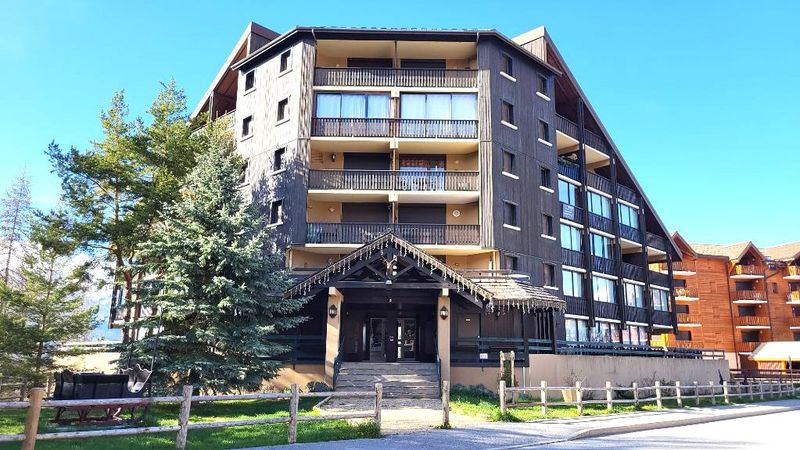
[434,338,442,394]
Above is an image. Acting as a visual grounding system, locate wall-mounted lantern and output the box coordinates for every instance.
[439,306,449,320]
[328,304,338,319]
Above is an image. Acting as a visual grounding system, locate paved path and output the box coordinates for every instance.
[245,399,800,450]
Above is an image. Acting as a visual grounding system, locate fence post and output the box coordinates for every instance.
[499,380,507,415]
[540,380,547,416]
[655,381,662,409]
[779,379,783,398]
[709,381,716,405]
[605,381,613,412]
[375,382,383,431]
[509,350,515,389]
[288,383,299,444]
[633,382,639,408]
[749,383,754,401]
[759,381,764,400]
[576,381,583,415]
[693,381,700,406]
[175,385,193,450]
[441,381,449,428]
[21,387,44,450]
[676,381,683,407]
[723,381,730,404]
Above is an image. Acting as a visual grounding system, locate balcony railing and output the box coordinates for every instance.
[618,223,641,243]
[674,287,699,298]
[586,171,612,193]
[652,310,673,326]
[306,222,479,245]
[625,306,648,323]
[734,316,770,327]
[786,266,800,277]
[588,212,613,233]
[616,184,640,206]
[649,270,670,287]
[790,316,800,328]
[646,232,668,251]
[732,264,765,277]
[732,290,766,302]
[559,202,583,223]
[557,158,581,181]
[677,313,701,324]
[737,341,761,353]
[660,261,696,273]
[594,301,619,320]
[621,262,645,281]
[787,291,800,302]
[311,117,478,139]
[561,248,584,268]
[313,67,478,88]
[308,169,479,191]
[591,256,616,274]
[673,340,705,349]
[555,114,579,139]
[565,295,589,316]
[584,129,609,155]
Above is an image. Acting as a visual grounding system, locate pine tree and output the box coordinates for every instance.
[0,171,32,290]
[0,211,98,386]
[129,129,306,394]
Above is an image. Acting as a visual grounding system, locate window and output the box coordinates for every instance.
[588,191,612,218]
[675,303,689,314]
[652,288,670,311]
[771,282,778,294]
[502,53,513,77]
[738,305,756,316]
[280,50,291,72]
[591,321,620,343]
[316,93,390,118]
[504,255,519,271]
[676,330,692,341]
[503,151,516,175]
[501,101,514,125]
[239,159,249,185]
[792,306,800,317]
[241,115,253,137]
[269,199,283,225]
[543,263,555,287]
[590,233,612,259]
[624,282,645,308]
[536,74,548,95]
[794,332,800,342]
[503,201,518,227]
[538,120,550,143]
[540,167,551,188]
[565,318,590,342]
[273,147,286,172]
[277,98,289,122]
[592,276,615,303]
[244,70,255,91]
[623,325,648,345]
[400,93,477,120]
[542,214,553,237]
[741,330,760,343]
[560,224,582,252]
[562,270,583,298]
[558,179,578,206]
[618,203,639,229]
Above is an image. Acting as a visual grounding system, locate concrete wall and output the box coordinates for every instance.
[264,364,326,391]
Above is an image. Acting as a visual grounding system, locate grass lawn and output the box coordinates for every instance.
[0,398,380,449]
[450,385,800,422]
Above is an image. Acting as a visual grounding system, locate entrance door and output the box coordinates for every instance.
[397,318,417,360]
[369,318,386,362]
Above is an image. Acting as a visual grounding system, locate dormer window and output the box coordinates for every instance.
[244,70,255,91]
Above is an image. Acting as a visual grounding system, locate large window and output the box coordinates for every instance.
[565,318,590,342]
[588,191,611,218]
[400,93,477,120]
[562,270,583,298]
[618,203,639,229]
[652,288,670,311]
[590,233,612,259]
[560,224,582,252]
[592,276,616,304]
[315,93,390,118]
[622,325,649,345]
[624,282,645,308]
[591,321,620,343]
[559,179,578,206]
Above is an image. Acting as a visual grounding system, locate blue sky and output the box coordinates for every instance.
[1,0,798,247]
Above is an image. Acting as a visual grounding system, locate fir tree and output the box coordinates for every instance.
[130,129,306,394]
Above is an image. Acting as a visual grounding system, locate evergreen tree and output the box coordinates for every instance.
[0,171,32,291]
[0,211,98,387]
[129,129,306,394]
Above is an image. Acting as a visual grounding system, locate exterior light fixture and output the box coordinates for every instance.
[328,304,338,319]
[439,306,449,320]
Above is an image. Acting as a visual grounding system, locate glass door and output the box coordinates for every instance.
[369,318,386,362]
[396,318,417,360]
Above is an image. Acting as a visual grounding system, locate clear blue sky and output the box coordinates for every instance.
[2,0,798,247]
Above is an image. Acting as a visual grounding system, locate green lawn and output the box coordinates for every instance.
[450,385,800,422]
[0,398,380,449]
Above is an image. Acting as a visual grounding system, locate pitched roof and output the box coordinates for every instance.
[750,341,800,362]
[287,233,565,312]
[762,241,800,262]
[690,241,764,262]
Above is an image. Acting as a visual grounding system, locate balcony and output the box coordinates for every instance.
[652,310,673,327]
[734,315,771,329]
[618,223,642,244]
[557,158,581,181]
[784,265,800,281]
[790,316,800,329]
[677,313,701,326]
[559,202,583,223]
[306,222,479,246]
[594,301,619,320]
[311,117,478,139]
[787,291,800,304]
[561,248,584,268]
[737,341,761,353]
[621,262,645,281]
[673,340,705,349]
[625,306,648,323]
[555,114,579,141]
[654,261,696,275]
[591,256,617,275]
[586,171,612,194]
[649,270,670,287]
[584,129,610,156]
[565,295,589,316]
[314,67,478,89]
[674,287,700,301]
[588,212,613,233]
[731,264,765,279]
[646,233,668,252]
[732,290,767,303]
[307,169,479,192]
[616,184,640,206]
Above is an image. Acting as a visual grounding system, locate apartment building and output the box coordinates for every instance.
[669,232,800,370]
[114,22,683,389]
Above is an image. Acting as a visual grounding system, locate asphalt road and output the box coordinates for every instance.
[539,410,799,449]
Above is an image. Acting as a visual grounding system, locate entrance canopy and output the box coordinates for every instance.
[287,233,564,313]
[750,341,800,362]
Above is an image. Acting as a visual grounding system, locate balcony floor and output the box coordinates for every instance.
[297,243,489,256]
[307,190,479,204]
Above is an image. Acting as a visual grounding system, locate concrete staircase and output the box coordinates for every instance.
[335,362,440,399]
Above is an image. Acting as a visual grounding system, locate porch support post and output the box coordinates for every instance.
[437,290,451,386]
[325,287,344,387]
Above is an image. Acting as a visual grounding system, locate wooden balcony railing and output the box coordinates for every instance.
[555,114,579,139]
[790,316,800,328]
[561,248,584,268]
[674,287,699,298]
[737,341,761,352]
[616,184,640,206]
[787,291,800,302]
[565,295,589,316]
[559,202,583,223]
[732,264,764,276]
[618,223,641,243]
[594,301,619,320]
[621,262,645,281]
[311,117,478,139]
[646,232,668,251]
[313,67,478,88]
[652,310,674,326]
[732,290,766,302]
[586,171,612,194]
[588,212,613,233]
[673,340,705,349]
[625,306,648,323]
[306,222,480,245]
[584,129,609,155]
[670,261,696,273]
[591,256,617,275]
[308,169,479,191]
[557,158,581,181]
[677,313,701,324]
[786,266,800,277]
[649,270,670,287]
[734,316,770,327]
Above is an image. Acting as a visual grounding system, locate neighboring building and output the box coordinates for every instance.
[115,23,686,390]
[670,233,800,370]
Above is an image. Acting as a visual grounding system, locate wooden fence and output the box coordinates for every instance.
[499,378,798,416]
[0,383,383,450]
